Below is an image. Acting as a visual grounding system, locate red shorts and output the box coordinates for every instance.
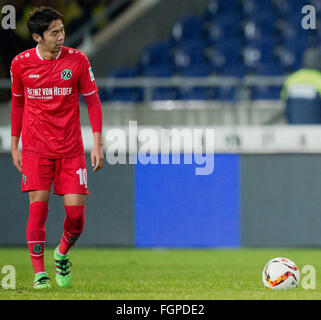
[21,154,89,196]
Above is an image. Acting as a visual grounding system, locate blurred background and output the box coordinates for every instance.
[2,0,321,249]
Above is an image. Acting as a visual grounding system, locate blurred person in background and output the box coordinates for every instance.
[281,47,321,124]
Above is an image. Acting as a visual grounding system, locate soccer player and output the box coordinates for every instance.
[10,7,104,289]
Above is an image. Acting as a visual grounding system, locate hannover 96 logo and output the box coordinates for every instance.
[32,244,43,254]
[61,69,72,80]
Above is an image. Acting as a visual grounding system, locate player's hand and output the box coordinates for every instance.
[91,144,104,172]
[11,148,22,172]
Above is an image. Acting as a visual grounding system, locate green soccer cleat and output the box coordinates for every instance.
[54,247,72,288]
[33,272,51,289]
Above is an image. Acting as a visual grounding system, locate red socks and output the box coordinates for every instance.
[26,201,48,274]
[26,203,85,274]
[58,205,86,255]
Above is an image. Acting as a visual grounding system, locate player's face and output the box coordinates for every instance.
[41,19,65,52]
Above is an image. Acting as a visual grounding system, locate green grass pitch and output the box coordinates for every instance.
[0,248,320,300]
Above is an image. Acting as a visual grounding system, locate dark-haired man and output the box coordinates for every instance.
[10,7,104,289]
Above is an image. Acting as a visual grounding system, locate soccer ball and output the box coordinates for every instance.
[262,257,300,290]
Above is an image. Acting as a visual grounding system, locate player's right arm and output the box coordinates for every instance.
[10,57,24,172]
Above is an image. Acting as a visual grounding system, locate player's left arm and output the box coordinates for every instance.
[83,93,104,172]
[79,53,104,172]
[92,132,104,172]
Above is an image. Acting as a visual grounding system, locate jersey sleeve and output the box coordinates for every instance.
[78,54,98,97]
[10,57,24,97]
[10,57,24,137]
[84,92,103,133]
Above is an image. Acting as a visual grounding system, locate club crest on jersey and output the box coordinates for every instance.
[61,69,72,80]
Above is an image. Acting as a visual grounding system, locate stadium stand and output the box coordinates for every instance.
[103,0,317,103]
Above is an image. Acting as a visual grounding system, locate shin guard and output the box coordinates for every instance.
[58,205,85,255]
[26,201,49,274]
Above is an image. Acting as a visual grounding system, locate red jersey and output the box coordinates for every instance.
[10,45,98,158]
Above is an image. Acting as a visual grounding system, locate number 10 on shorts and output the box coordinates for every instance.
[76,168,87,188]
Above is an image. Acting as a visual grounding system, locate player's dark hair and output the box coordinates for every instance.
[27,6,64,38]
